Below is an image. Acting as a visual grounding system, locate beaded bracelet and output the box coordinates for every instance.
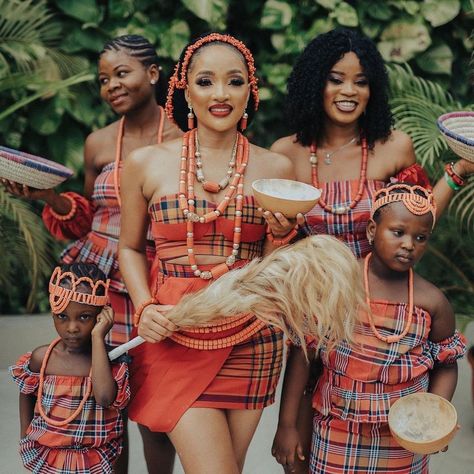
[49,193,77,221]
[266,225,299,247]
[133,298,158,327]
[444,172,461,191]
[444,162,465,187]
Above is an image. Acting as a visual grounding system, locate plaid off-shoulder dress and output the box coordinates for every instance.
[128,194,283,433]
[9,346,130,474]
[307,301,466,473]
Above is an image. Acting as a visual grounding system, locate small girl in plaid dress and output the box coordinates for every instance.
[272,183,466,474]
[9,263,130,474]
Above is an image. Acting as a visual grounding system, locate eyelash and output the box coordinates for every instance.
[327,77,368,86]
[196,78,245,87]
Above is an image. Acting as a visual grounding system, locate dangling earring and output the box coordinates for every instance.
[150,79,157,85]
[368,237,373,246]
[188,104,195,130]
[240,111,248,131]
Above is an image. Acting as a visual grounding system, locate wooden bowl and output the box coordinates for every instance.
[252,179,321,218]
[388,393,458,455]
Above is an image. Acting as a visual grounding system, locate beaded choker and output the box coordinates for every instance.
[49,267,110,314]
[364,253,414,344]
[178,129,249,279]
[310,137,367,214]
[113,106,165,207]
[371,184,436,229]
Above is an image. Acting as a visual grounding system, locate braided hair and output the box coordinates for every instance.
[100,34,167,106]
[286,28,392,149]
[59,263,107,296]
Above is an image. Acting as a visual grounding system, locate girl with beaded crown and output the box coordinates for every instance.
[9,263,130,474]
[272,183,466,474]
[118,32,295,473]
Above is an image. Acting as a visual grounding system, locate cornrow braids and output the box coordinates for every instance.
[286,28,392,149]
[59,263,108,296]
[100,34,167,106]
[166,32,259,132]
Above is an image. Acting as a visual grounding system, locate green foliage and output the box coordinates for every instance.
[0,0,473,313]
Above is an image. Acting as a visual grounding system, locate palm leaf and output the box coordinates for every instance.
[0,187,55,311]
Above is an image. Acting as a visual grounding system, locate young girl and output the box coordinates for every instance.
[9,263,130,474]
[272,183,466,474]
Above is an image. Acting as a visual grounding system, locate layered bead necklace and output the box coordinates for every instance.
[178,128,249,280]
[364,252,414,344]
[310,137,368,214]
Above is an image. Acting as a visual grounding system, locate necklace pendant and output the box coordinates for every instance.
[202,181,220,193]
[333,205,349,214]
[324,153,332,165]
[187,212,201,223]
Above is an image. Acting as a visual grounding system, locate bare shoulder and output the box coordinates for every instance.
[85,121,118,151]
[270,134,299,154]
[29,345,49,373]
[126,137,182,170]
[251,144,294,178]
[414,273,450,316]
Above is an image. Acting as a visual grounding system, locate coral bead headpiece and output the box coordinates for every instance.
[165,33,259,122]
[371,184,436,228]
[49,266,110,314]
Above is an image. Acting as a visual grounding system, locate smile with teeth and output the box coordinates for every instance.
[335,101,358,112]
[209,105,233,116]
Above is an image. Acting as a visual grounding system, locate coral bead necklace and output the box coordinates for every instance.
[310,137,368,214]
[178,128,249,280]
[364,252,414,344]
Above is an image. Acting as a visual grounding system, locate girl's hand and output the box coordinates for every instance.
[138,304,178,343]
[1,179,55,201]
[91,306,114,339]
[271,425,305,473]
[260,209,306,238]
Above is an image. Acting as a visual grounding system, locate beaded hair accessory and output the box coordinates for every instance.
[49,266,110,314]
[370,184,436,228]
[165,33,259,122]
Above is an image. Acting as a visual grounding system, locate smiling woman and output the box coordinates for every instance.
[118,32,295,474]
[1,34,182,474]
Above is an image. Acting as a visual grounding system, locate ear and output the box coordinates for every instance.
[148,64,159,85]
[184,87,191,106]
[366,218,376,244]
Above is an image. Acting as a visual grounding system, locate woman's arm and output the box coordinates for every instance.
[272,345,312,471]
[91,306,117,407]
[118,149,176,342]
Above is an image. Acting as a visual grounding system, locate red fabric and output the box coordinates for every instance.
[42,192,94,241]
[394,163,431,189]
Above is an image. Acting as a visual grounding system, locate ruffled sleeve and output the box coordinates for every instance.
[8,353,39,395]
[393,163,432,189]
[110,362,130,410]
[428,330,467,364]
[42,191,94,241]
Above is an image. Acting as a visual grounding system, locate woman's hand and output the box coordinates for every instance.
[1,179,56,201]
[91,306,114,339]
[271,425,305,473]
[260,209,306,238]
[138,304,178,343]
[454,159,474,178]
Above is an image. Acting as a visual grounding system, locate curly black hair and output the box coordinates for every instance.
[286,28,392,149]
[100,34,168,107]
[170,33,257,133]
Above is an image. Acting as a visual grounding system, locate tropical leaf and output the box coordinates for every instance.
[0,188,55,311]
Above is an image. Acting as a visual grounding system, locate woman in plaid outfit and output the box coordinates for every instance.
[3,35,182,473]
[272,183,466,473]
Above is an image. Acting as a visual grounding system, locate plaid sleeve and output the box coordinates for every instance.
[428,330,467,364]
[8,352,39,395]
[111,362,130,409]
[42,191,94,241]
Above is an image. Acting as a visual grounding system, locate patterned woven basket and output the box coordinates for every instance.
[437,111,474,163]
[0,146,74,189]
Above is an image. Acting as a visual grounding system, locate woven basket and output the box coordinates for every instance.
[437,111,474,163]
[0,146,74,189]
